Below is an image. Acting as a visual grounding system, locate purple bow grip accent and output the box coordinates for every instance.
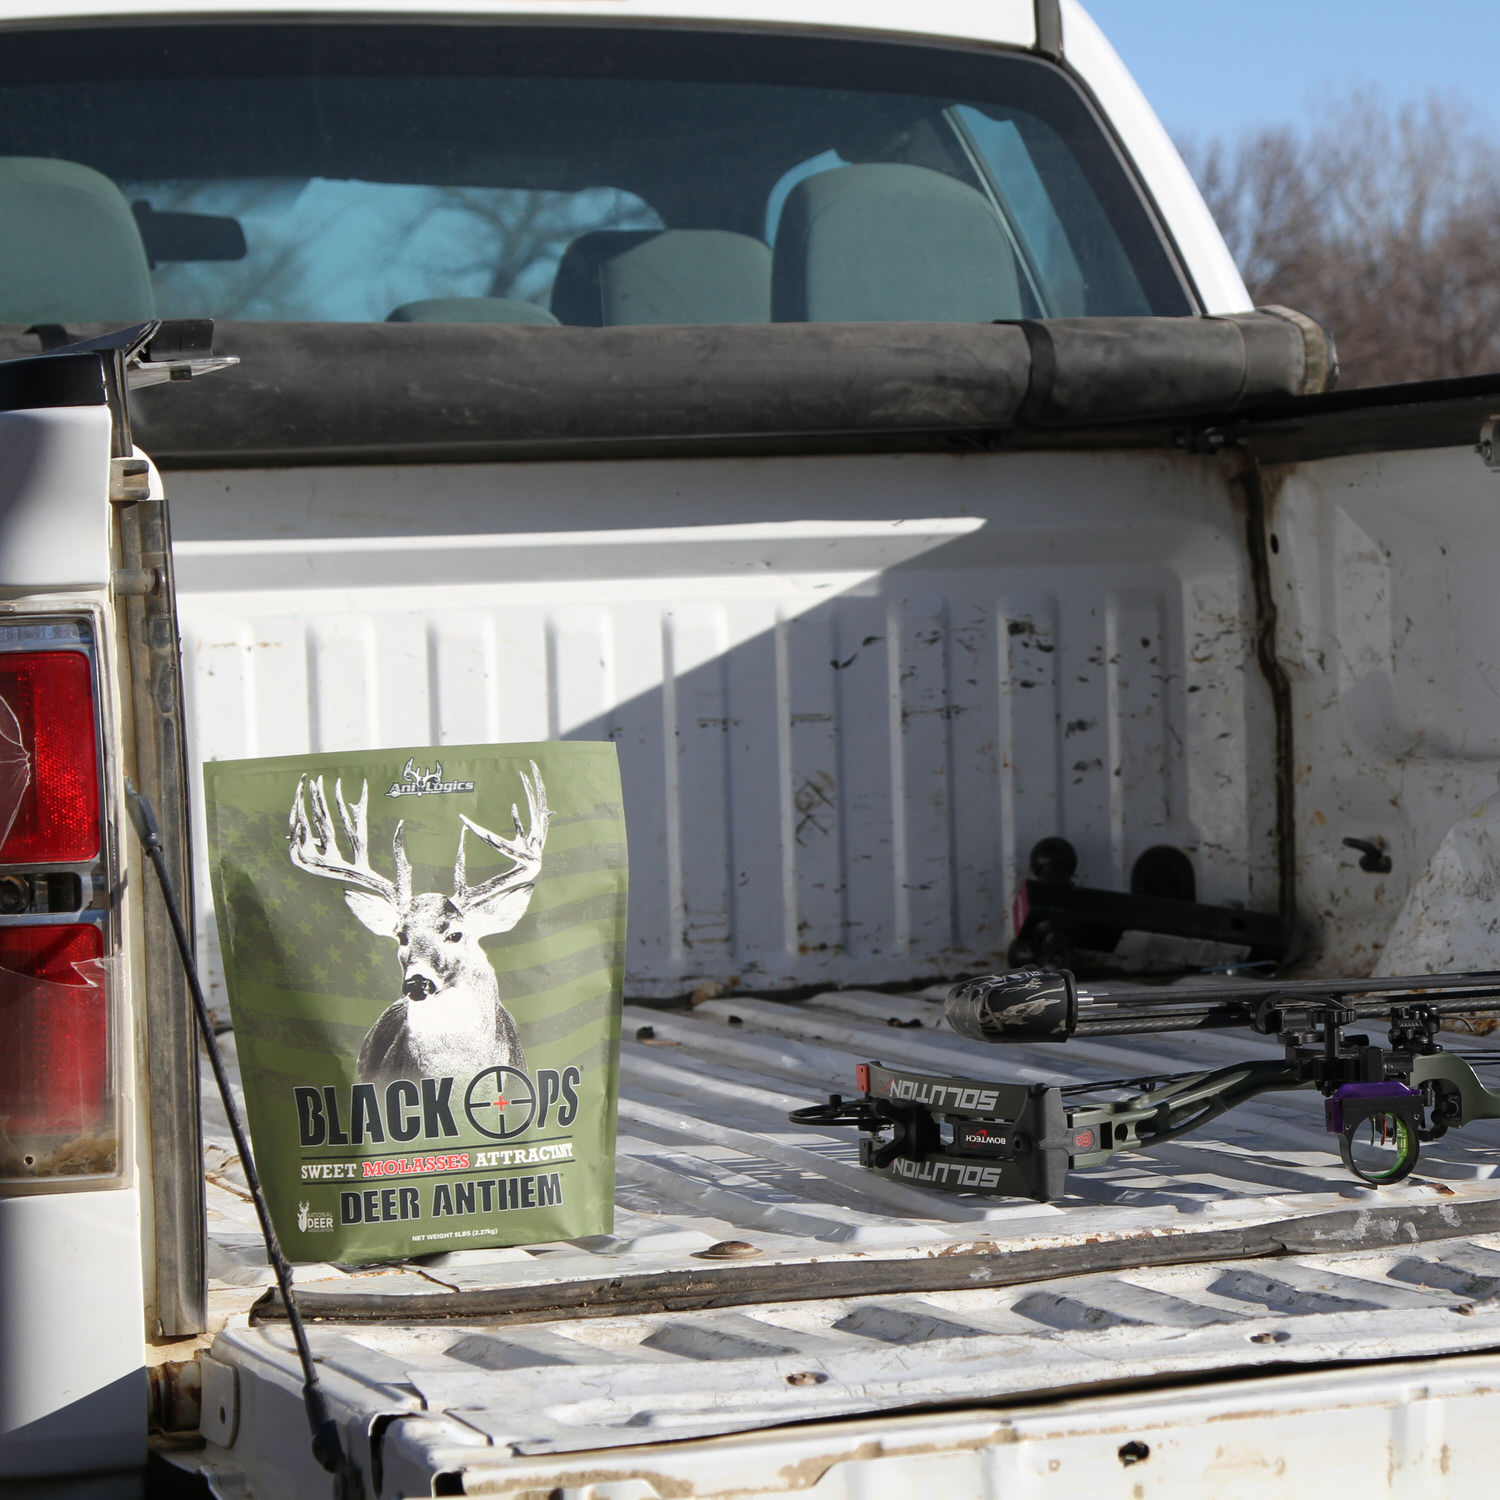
[1324,1080,1421,1135]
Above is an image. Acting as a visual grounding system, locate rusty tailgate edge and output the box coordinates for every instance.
[249,1194,1500,1327]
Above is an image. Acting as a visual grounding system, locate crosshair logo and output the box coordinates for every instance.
[464,1066,537,1140]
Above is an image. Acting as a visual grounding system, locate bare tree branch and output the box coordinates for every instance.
[1180,91,1500,386]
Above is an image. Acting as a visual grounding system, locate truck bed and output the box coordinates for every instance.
[193,984,1500,1488]
[160,385,1500,1493]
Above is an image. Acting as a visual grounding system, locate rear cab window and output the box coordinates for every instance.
[0,23,1194,329]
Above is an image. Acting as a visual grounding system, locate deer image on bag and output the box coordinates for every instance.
[288,763,549,1088]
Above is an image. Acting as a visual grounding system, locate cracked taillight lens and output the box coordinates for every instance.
[0,923,116,1181]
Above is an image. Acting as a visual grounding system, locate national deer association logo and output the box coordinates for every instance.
[297,1200,334,1233]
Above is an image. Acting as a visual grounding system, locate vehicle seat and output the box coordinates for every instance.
[0,157,155,325]
[386,297,560,325]
[772,163,1022,323]
[551,229,771,326]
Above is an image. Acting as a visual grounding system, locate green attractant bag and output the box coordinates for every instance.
[203,741,626,1264]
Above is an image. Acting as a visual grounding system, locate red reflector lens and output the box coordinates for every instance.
[0,651,99,864]
[0,923,108,1141]
[1012,884,1030,937]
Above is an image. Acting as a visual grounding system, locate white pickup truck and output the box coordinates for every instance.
[6,2,1500,1497]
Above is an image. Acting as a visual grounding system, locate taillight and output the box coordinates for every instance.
[0,923,115,1180]
[0,625,117,1189]
[0,650,99,863]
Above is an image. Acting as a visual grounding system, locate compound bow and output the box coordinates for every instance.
[790,969,1500,1199]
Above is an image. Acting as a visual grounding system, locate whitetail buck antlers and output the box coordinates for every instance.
[288,763,550,1087]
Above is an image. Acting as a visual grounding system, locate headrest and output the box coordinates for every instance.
[772,163,1022,323]
[387,297,559,325]
[0,157,154,325]
[552,229,771,326]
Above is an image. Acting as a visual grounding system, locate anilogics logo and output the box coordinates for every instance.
[386,757,476,798]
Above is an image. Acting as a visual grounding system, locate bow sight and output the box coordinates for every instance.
[789,968,1500,1199]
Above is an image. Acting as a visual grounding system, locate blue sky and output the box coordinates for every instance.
[1083,2,1500,146]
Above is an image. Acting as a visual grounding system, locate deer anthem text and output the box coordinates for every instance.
[339,1172,564,1223]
